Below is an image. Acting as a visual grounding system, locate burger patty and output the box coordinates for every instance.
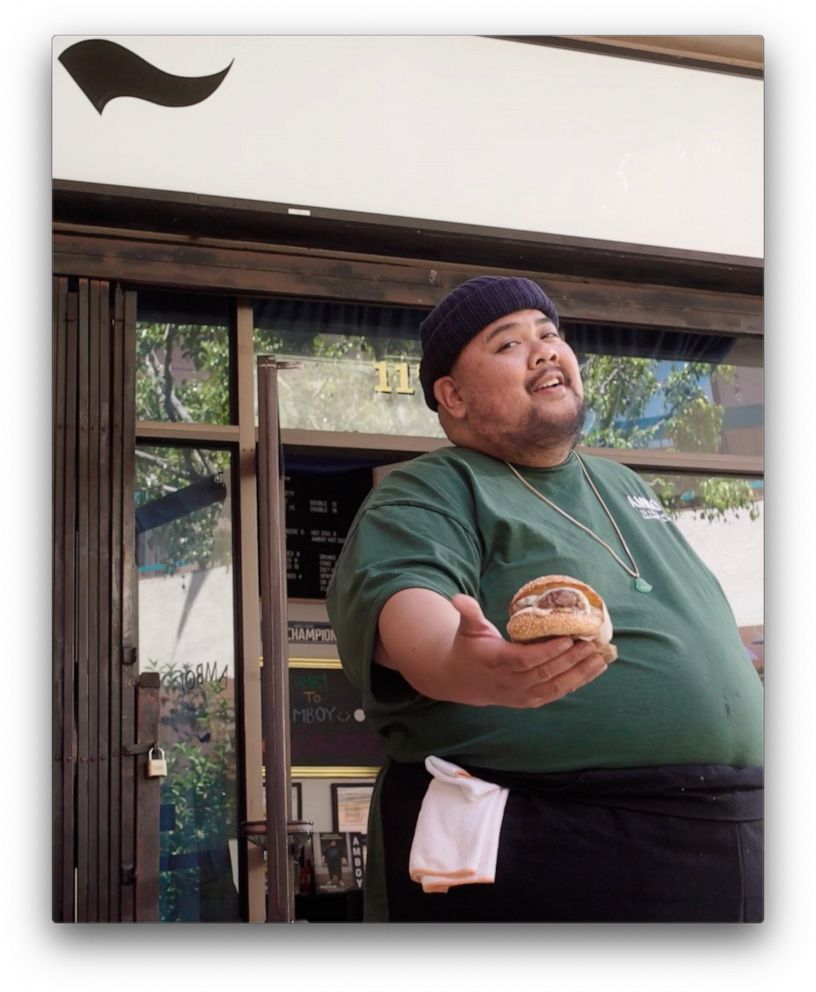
[541,589,583,610]
[510,588,589,614]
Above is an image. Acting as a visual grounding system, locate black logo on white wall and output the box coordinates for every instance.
[58,39,233,114]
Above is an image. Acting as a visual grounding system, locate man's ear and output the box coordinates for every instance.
[433,376,466,419]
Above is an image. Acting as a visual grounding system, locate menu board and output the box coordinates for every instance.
[289,665,386,768]
[284,467,373,600]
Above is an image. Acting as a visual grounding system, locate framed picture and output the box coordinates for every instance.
[314,832,353,893]
[291,782,302,820]
[331,782,374,833]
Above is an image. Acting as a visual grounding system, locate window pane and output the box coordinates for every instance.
[254,298,443,437]
[573,327,762,457]
[136,445,240,921]
[640,472,764,680]
[253,297,761,452]
[136,289,232,425]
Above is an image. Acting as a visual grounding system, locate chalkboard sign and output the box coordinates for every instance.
[284,467,373,600]
[289,666,386,768]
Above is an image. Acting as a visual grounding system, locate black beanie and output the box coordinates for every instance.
[418,276,560,410]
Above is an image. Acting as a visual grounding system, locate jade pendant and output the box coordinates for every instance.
[633,577,653,593]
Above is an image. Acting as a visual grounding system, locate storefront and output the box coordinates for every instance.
[52,35,763,922]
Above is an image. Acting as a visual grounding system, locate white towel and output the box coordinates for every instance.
[408,756,509,893]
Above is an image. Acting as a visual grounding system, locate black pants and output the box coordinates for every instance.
[380,761,763,923]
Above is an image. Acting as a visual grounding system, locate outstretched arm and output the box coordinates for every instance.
[375,588,609,709]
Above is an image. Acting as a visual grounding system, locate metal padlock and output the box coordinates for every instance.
[146,745,168,778]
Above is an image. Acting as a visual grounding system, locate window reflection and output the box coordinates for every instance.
[136,290,232,425]
[252,297,762,454]
[571,323,762,456]
[254,298,441,437]
[579,355,762,456]
[136,445,240,921]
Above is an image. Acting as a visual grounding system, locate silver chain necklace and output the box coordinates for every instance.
[504,452,653,593]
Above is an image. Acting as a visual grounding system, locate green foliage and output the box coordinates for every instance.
[135,320,235,571]
[136,321,231,424]
[581,356,755,521]
[147,660,238,922]
[646,474,760,522]
[580,356,659,448]
[580,356,723,448]
[135,319,758,530]
[665,395,724,453]
[696,477,761,522]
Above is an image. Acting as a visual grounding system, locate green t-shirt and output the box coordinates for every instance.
[327,445,763,772]
[326,445,763,920]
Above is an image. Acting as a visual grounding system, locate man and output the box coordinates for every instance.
[326,276,763,923]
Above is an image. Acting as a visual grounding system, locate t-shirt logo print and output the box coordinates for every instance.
[626,494,669,522]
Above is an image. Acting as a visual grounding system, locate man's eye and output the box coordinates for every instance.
[497,340,518,352]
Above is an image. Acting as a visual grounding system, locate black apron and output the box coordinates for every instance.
[380,761,763,923]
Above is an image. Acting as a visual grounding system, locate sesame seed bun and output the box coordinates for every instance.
[506,575,617,662]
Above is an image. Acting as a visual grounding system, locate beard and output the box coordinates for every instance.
[505,395,586,452]
[461,391,587,465]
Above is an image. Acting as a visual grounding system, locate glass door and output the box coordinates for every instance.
[135,444,241,921]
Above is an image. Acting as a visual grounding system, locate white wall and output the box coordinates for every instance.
[673,500,764,628]
[138,565,235,676]
[52,36,762,256]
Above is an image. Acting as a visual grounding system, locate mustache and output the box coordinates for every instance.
[527,366,575,392]
[58,40,233,114]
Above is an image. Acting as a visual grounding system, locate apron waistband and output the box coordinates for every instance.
[389,761,763,822]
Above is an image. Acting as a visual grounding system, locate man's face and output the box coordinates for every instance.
[435,308,585,461]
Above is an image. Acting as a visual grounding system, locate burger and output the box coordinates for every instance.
[506,575,618,662]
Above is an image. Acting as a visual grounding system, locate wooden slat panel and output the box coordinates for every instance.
[61,288,79,921]
[86,280,101,921]
[121,292,138,659]
[75,279,90,921]
[53,279,141,922]
[118,288,138,922]
[51,276,63,920]
[108,286,124,920]
[96,282,112,919]
[52,277,70,921]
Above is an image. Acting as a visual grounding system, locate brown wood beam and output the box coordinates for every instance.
[54,229,762,338]
[134,422,762,479]
[279,428,763,479]
[135,421,240,444]
[52,182,763,296]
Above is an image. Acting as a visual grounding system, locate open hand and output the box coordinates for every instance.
[445,594,610,707]
[376,588,611,709]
